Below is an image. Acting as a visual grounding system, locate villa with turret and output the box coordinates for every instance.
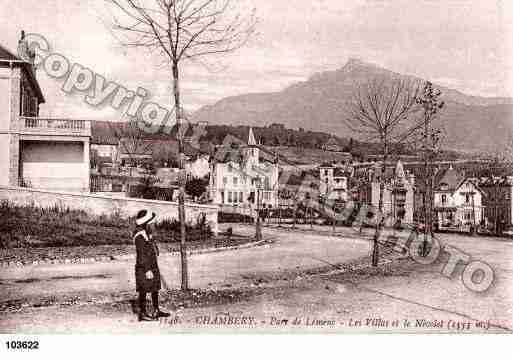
[355,160,416,224]
[208,128,279,209]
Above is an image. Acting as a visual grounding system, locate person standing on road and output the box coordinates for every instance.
[134,209,170,321]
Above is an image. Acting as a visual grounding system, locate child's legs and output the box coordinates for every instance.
[151,291,159,310]
[138,291,147,313]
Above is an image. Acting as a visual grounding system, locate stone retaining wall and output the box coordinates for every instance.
[0,186,218,234]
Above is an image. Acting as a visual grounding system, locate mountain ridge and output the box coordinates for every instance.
[193,59,513,152]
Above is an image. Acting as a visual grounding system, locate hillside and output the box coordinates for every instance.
[193,58,513,152]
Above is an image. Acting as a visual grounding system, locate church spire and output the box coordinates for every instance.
[248,127,257,146]
[395,160,405,179]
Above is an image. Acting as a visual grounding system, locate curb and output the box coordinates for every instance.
[0,239,272,268]
[318,253,407,278]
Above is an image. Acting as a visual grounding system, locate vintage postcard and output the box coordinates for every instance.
[0,0,512,343]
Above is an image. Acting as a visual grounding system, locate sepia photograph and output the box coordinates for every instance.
[0,0,512,347]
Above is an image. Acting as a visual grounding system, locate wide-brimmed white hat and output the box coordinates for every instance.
[136,209,157,226]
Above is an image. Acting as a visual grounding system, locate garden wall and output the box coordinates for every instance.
[0,186,218,234]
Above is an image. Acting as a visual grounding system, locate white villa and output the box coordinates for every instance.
[433,166,484,229]
[185,153,210,180]
[319,163,352,202]
[356,160,415,224]
[0,32,91,193]
[209,128,279,208]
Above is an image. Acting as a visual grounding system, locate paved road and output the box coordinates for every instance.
[246,225,513,332]
[0,224,372,303]
[1,225,512,333]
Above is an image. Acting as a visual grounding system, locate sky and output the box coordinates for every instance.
[1,0,512,119]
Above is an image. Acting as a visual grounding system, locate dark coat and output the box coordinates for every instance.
[134,229,161,293]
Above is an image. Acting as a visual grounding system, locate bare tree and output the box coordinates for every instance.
[344,77,422,266]
[106,118,157,194]
[104,0,256,290]
[108,118,153,170]
[416,81,444,253]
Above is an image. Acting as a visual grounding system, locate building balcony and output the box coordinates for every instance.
[19,116,91,138]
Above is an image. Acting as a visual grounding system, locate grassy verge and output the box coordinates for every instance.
[0,235,257,264]
[0,200,214,248]
[0,200,259,263]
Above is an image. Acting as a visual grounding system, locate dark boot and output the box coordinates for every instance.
[138,292,157,321]
[138,312,156,321]
[151,292,170,318]
[154,310,170,318]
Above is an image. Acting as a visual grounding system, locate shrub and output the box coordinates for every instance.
[156,214,212,242]
[218,212,254,223]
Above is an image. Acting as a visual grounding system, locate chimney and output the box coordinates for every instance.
[17,30,36,67]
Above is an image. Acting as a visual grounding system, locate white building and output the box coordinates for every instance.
[319,163,352,202]
[1,34,91,193]
[356,161,415,224]
[433,166,484,229]
[209,128,279,208]
[185,153,210,179]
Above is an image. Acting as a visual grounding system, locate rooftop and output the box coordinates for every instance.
[0,40,45,103]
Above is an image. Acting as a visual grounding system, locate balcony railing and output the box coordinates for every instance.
[20,116,91,136]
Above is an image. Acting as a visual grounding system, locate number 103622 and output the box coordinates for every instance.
[6,340,39,350]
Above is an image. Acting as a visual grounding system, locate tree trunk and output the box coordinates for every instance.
[428,173,434,239]
[494,189,499,235]
[422,114,431,257]
[292,203,297,229]
[471,193,476,235]
[373,181,383,266]
[172,63,188,291]
[309,204,313,229]
[332,206,336,233]
[256,189,262,240]
[495,201,499,235]
[373,153,387,266]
